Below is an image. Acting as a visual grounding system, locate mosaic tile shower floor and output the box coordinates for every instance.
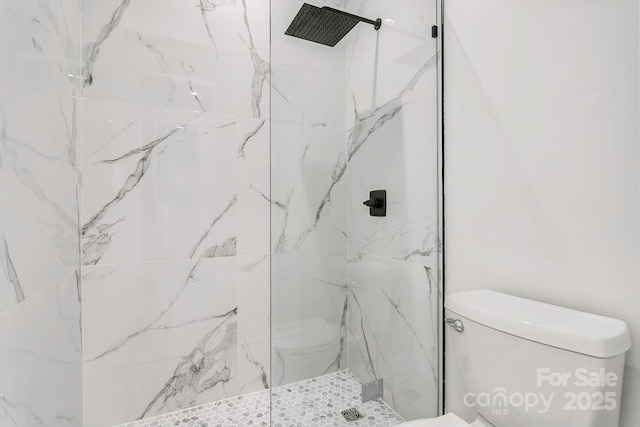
[116,370,405,427]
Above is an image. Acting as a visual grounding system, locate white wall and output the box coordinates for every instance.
[444,0,640,425]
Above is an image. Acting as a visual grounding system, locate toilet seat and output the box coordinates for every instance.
[396,413,472,427]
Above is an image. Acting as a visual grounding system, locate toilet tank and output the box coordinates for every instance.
[445,291,632,427]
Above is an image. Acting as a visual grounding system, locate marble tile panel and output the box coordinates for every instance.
[82,257,265,427]
[346,94,439,266]
[0,0,81,312]
[81,99,237,265]
[270,120,348,386]
[270,0,348,128]
[237,254,271,395]
[0,270,82,426]
[237,118,270,257]
[0,93,80,312]
[0,0,80,96]
[237,0,271,119]
[345,0,438,119]
[81,0,237,114]
[347,255,439,421]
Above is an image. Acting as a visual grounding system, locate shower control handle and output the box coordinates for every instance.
[363,190,386,217]
[363,198,381,208]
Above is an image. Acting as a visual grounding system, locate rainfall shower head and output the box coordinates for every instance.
[285,3,381,47]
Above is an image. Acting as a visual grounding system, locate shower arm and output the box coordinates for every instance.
[322,7,382,30]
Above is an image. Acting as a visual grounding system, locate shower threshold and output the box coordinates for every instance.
[115,370,405,427]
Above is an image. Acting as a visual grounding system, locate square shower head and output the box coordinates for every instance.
[284,3,360,47]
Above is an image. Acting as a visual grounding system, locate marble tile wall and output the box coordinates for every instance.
[0,271,83,426]
[79,0,271,425]
[82,256,270,426]
[0,0,80,313]
[0,0,83,424]
[344,0,441,421]
[0,0,442,425]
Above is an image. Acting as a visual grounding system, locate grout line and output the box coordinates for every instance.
[0,268,80,318]
[80,253,271,271]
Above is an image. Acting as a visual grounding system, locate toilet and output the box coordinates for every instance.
[398,290,632,427]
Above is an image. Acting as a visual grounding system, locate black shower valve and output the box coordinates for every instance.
[363,198,381,208]
[363,190,386,217]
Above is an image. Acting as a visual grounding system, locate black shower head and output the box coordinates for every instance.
[285,3,381,47]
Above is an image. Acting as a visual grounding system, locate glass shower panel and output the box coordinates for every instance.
[270,0,351,386]
[270,0,441,425]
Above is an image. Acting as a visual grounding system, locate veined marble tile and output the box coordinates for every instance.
[0,0,80,96]
[346,94,439,266]
[271,120,348,255]
[269,120,348,273]
[237,254,271,395]
[81,0,237,114]
[0,270,82,427]
[81,98,237,266]
[82,257,265,427]
[270,0,347,128]
[347,254,439,421]
[237,118,270,257]
[0,93,80,312]
[343,0,439,267]
[343,0,440,420]
[237,0,270,119]
[346,0,438,119]
[0,0,81,312]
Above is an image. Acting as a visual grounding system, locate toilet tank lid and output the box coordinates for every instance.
[445,290,632,358]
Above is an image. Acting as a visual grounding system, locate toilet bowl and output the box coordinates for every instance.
[397,290,631,427]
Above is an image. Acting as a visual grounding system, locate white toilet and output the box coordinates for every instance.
[398,290,632,427]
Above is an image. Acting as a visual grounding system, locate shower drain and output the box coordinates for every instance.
[341,408,364,422]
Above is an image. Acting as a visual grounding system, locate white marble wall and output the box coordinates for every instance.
[0,0,83,424]
[344,0,441,421]
[444,0,640,425]
[82,256,270,426]
[269,0,350,387]
[80,0,271,425]
[0,272,83,426]
[0,0,442,425]
[0,0,80,313]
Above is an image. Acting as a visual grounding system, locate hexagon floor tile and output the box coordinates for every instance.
[116,370,405,427]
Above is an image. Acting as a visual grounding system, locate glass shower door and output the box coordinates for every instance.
[270,0,441,424]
